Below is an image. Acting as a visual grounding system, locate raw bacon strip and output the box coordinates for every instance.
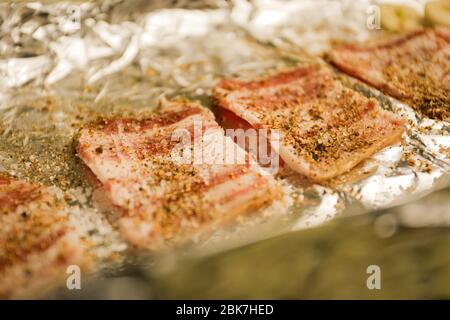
[213,66,404,181]
[76,101,283,249]
[216,106,285,169]
[327,28,450,120]
[0,175,89,299]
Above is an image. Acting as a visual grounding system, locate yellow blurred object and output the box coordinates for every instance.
[381,4,423,32]
[425,0,450,27]
[146,67,156,77]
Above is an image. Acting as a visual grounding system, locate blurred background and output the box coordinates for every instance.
[58,187,450,299]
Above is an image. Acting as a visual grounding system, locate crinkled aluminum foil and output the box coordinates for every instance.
[0,0,449,260]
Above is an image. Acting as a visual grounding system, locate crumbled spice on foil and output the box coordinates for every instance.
[0,0,449,293]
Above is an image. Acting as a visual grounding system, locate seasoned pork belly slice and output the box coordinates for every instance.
[76,101,284,249]
[327,28,450,120]
[216,106,285,169]
[0,175,89,299]
[213,66,404,181]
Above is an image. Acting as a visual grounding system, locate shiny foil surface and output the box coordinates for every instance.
[0,0,449,274]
